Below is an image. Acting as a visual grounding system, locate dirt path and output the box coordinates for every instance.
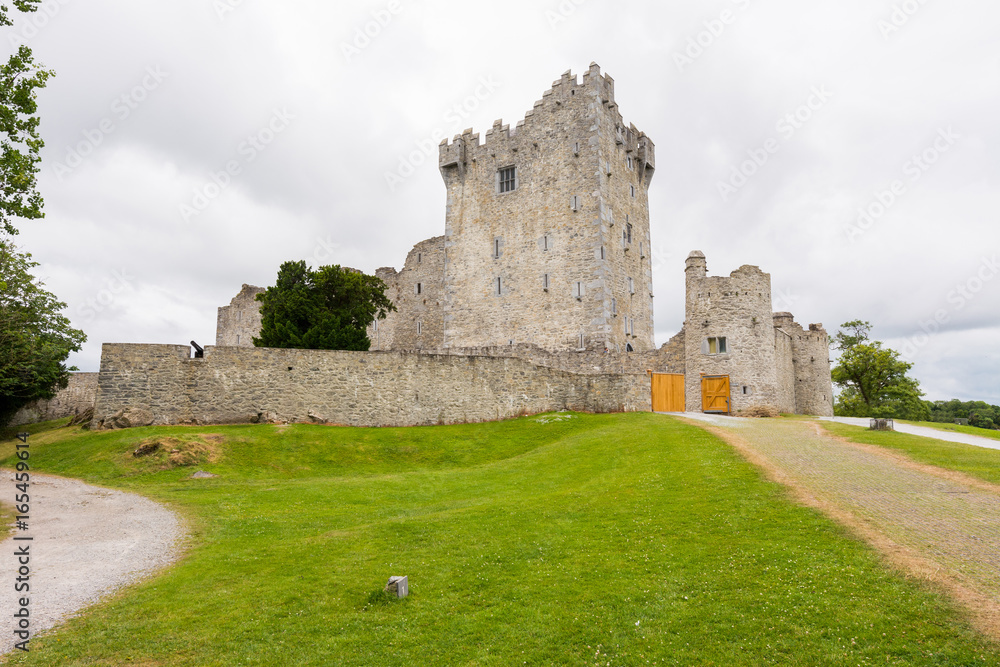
[0,473,185,655]
[679,416,1000,640]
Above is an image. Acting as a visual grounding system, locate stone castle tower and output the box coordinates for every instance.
[438,63,656,352]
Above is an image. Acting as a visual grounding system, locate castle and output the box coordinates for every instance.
[83,63,832,431]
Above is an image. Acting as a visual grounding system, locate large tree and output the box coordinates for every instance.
[254,261,395,351]
[0,241,86,426]
[831,320,929,421]
[1,1,54,236]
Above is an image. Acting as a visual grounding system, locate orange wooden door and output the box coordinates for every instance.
[701,375,731,414]
[651,374,685,412]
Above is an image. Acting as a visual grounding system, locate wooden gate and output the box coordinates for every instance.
[701,375,731,414]
[651,373,685,412]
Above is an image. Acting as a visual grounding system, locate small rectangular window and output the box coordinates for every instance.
[543,235,550,251]
[640,242,645,258]
[494,238,501,258]
[496,277,502,295]
[416,283,422,295]
[611,298,617,315]
[573,141,580,155]
[600,246,605,260]
[417,253,422,263]
[236,334,241,345]
[626,223,633,244]
[579,333,585,349]
[543,273,550,290]
[499,166,517,193]
[574,281,583,299]
[373,319,379,332]
[570,195,580,211]
[627,156,633,169]
[707,337,728,354]
[630,184,636,198]
[417,321,422,335]
[628,277,635,294]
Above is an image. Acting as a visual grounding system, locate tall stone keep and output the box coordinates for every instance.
[438,63,656,352]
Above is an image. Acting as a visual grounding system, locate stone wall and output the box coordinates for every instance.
[216,284,264,347]
[773,326,796,414]
[9,373,99,426]
[90,344,651,429]
[439,64,655,353]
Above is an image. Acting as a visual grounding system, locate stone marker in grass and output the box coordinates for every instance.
[385,576,408,598]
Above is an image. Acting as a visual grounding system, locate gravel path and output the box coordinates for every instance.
[0,473,185,655]
[677,415,1000,638]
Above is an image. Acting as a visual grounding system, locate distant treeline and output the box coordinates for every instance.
[924,400,1000,430]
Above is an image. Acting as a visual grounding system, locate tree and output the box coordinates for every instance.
[831,320,929,421]
[0,241,86,426]
[1,1,54,236]
[254,261,396,351]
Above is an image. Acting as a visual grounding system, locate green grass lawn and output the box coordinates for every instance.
[900,420,1000,442]
[819,421,1000,486]
[1,413,997,666]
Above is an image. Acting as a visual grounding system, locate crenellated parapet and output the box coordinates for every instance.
[438,62,651,179]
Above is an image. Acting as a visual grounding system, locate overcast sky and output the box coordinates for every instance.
[6,0,999,404]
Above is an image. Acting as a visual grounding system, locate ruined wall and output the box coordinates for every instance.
[368,237,446,351]
[9,373,99,426]
[439,63,655,353]
[90,344,650,429]
[216,284,265,347]
[683,252,780,413]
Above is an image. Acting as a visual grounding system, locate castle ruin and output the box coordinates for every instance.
[86,63,832,430]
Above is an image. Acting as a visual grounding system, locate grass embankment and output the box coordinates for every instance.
[1,413,997,666]
[819,421,1000,487]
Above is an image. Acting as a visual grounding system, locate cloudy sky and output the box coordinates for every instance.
[6,0,999,403]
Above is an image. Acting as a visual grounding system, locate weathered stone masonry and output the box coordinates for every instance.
[9,372,98,427]
[90,344,658,428]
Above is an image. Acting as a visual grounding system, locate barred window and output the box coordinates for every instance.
[498,166,517,193]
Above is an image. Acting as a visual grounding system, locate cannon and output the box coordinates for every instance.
[191,341,205,359]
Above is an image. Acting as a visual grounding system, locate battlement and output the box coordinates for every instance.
[439,63,652,172]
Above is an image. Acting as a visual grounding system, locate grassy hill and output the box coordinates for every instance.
[1,413,996,665]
